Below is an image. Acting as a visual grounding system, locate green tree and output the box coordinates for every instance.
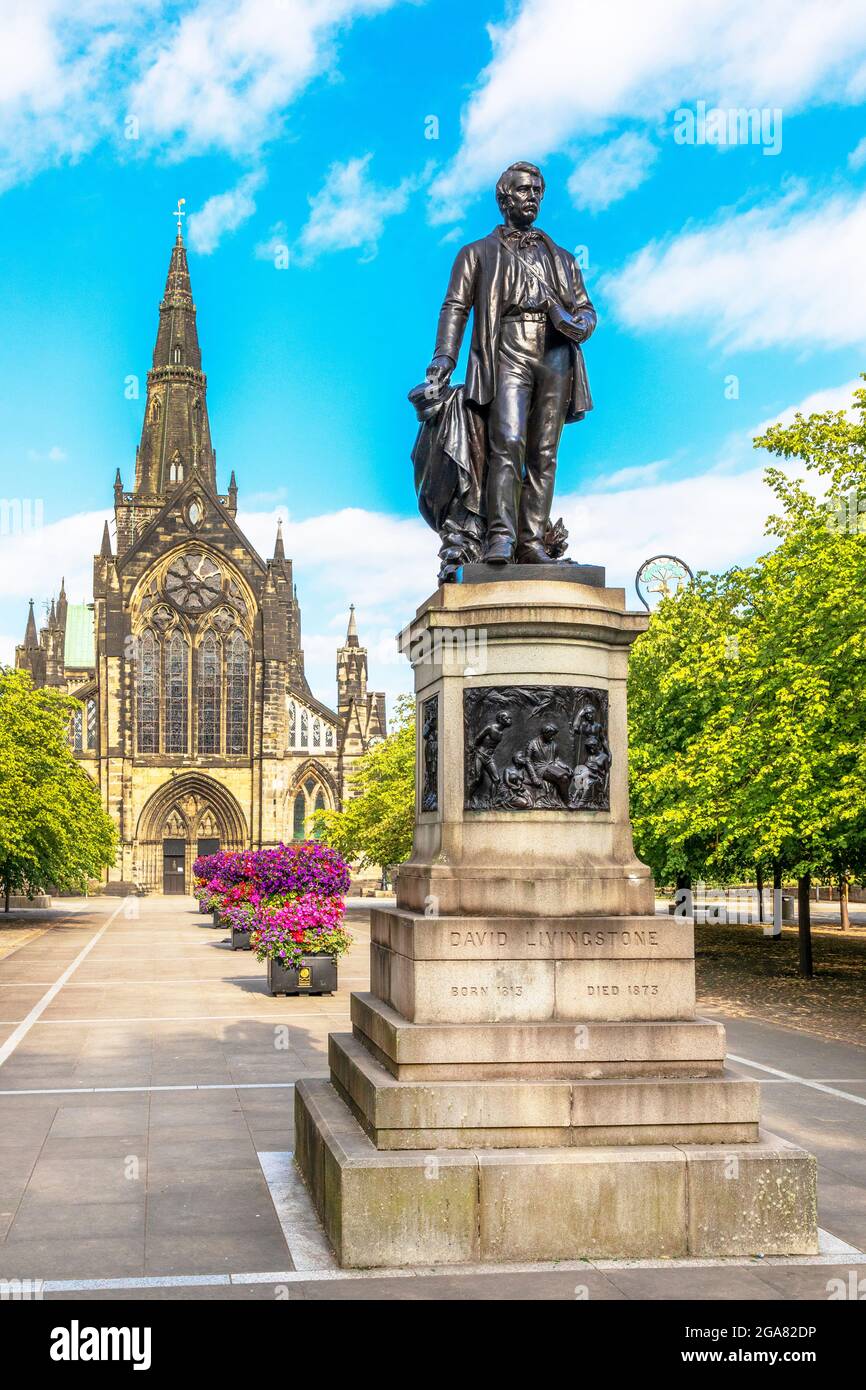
[0,669,117,905]
[629,379,866,974]
[313,695,415,874]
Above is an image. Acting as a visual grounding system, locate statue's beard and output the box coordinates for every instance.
[510,207,537,227]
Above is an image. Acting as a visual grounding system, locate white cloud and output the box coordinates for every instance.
[429,0,866,220]
[751,378,863,435]
[592,459,667,491]
[187,171,264,253]
[603,186,866,353]
[254,220,289,264]
[0,0,148,193]
[128,0,399,161]
[0,509,109,613]
[567,131,658,213]
[849,136,866,170]
[27,445,67,463]
[0,1,401,193]
[294,155,421,265]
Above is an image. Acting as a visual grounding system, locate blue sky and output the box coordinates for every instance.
[2,0,866,709]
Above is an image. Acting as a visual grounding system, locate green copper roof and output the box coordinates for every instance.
[64,604,95,669]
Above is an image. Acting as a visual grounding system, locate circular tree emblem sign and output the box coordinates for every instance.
[635,554,693,611]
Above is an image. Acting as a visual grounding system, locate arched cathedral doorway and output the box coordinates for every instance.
[135,774,247,894]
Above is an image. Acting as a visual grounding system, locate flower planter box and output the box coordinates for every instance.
[198,900,209,914]
[268,955,337,996]
[231,926,252,951]
[211,911,225,929]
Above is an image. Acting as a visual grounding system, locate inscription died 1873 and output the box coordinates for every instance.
[464,685,611,812]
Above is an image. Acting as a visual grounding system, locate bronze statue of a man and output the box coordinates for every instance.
[418,161,596,568]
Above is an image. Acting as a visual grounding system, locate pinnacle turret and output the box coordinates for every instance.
[24,599,38,648]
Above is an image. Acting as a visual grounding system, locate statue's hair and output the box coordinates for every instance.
[495,161,545,209]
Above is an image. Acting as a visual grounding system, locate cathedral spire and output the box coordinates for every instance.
[133,219,216,498]
[100,520,113,557]
[346,603,359,646]
[273,518,285,562]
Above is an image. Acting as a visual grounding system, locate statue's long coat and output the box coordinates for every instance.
[433,228,596,422]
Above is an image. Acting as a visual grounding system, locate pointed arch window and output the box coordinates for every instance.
[86,698,97,751]
[325,726,334,749]
[313,788,326,838]
[292,791,306,840]
[169,453,184,484]
[226,631,249,755]
[300,709,308,746]
[197,634,221,754]
[164,631,188,753]
[172,344,183,364]
[149,396,162,424]
[137,630,159,753]
[289,702,297,747]
[313,719,321,748]
[71,706,83,753]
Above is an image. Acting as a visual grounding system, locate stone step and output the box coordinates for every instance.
[328,1031,761,1150]
[351,991,727,1080]
[371,943,696,1024]
[295,1077,818,1268]
[371,908,692,960]
[396,861,656,919]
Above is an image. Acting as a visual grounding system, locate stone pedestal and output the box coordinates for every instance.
[295,578,818,1267]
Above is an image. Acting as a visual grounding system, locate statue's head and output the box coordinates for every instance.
[497,711,513,728]
[496,161,545,229]
[540,721,558,740]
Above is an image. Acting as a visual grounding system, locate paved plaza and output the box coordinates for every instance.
[0,895,863,1301]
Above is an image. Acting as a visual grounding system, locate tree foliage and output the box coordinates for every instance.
[629,378,866,895]
[0,669,117,899]
[313,695,415,872]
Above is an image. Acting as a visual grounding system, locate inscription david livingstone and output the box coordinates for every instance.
[464,685,611,811]
[448,927,661,949]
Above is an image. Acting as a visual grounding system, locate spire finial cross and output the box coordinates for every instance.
[173,198,186,238]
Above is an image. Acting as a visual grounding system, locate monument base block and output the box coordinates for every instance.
[295,1078,818,1269]
[292,577,818,1267]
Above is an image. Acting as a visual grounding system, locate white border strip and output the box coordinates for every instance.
[40,1240,866,1293]
[729,1053,866,1108]
[0,1082,297,1096]
[0,902,125,1069]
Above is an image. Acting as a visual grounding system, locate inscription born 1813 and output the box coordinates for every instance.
[464,685,611,812]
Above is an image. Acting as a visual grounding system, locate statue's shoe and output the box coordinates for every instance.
[515,544,561,564]
[482,539,513,564]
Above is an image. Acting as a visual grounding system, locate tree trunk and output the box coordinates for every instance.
[797,872,813,978]
[839,872,850,932]
[756,866,764,923]
[769,863,783,939]
[3,883,9,914]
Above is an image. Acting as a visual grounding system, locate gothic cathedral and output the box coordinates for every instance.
[16,226,386,893]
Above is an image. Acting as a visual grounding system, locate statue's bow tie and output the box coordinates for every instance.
[503,229,543,251]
